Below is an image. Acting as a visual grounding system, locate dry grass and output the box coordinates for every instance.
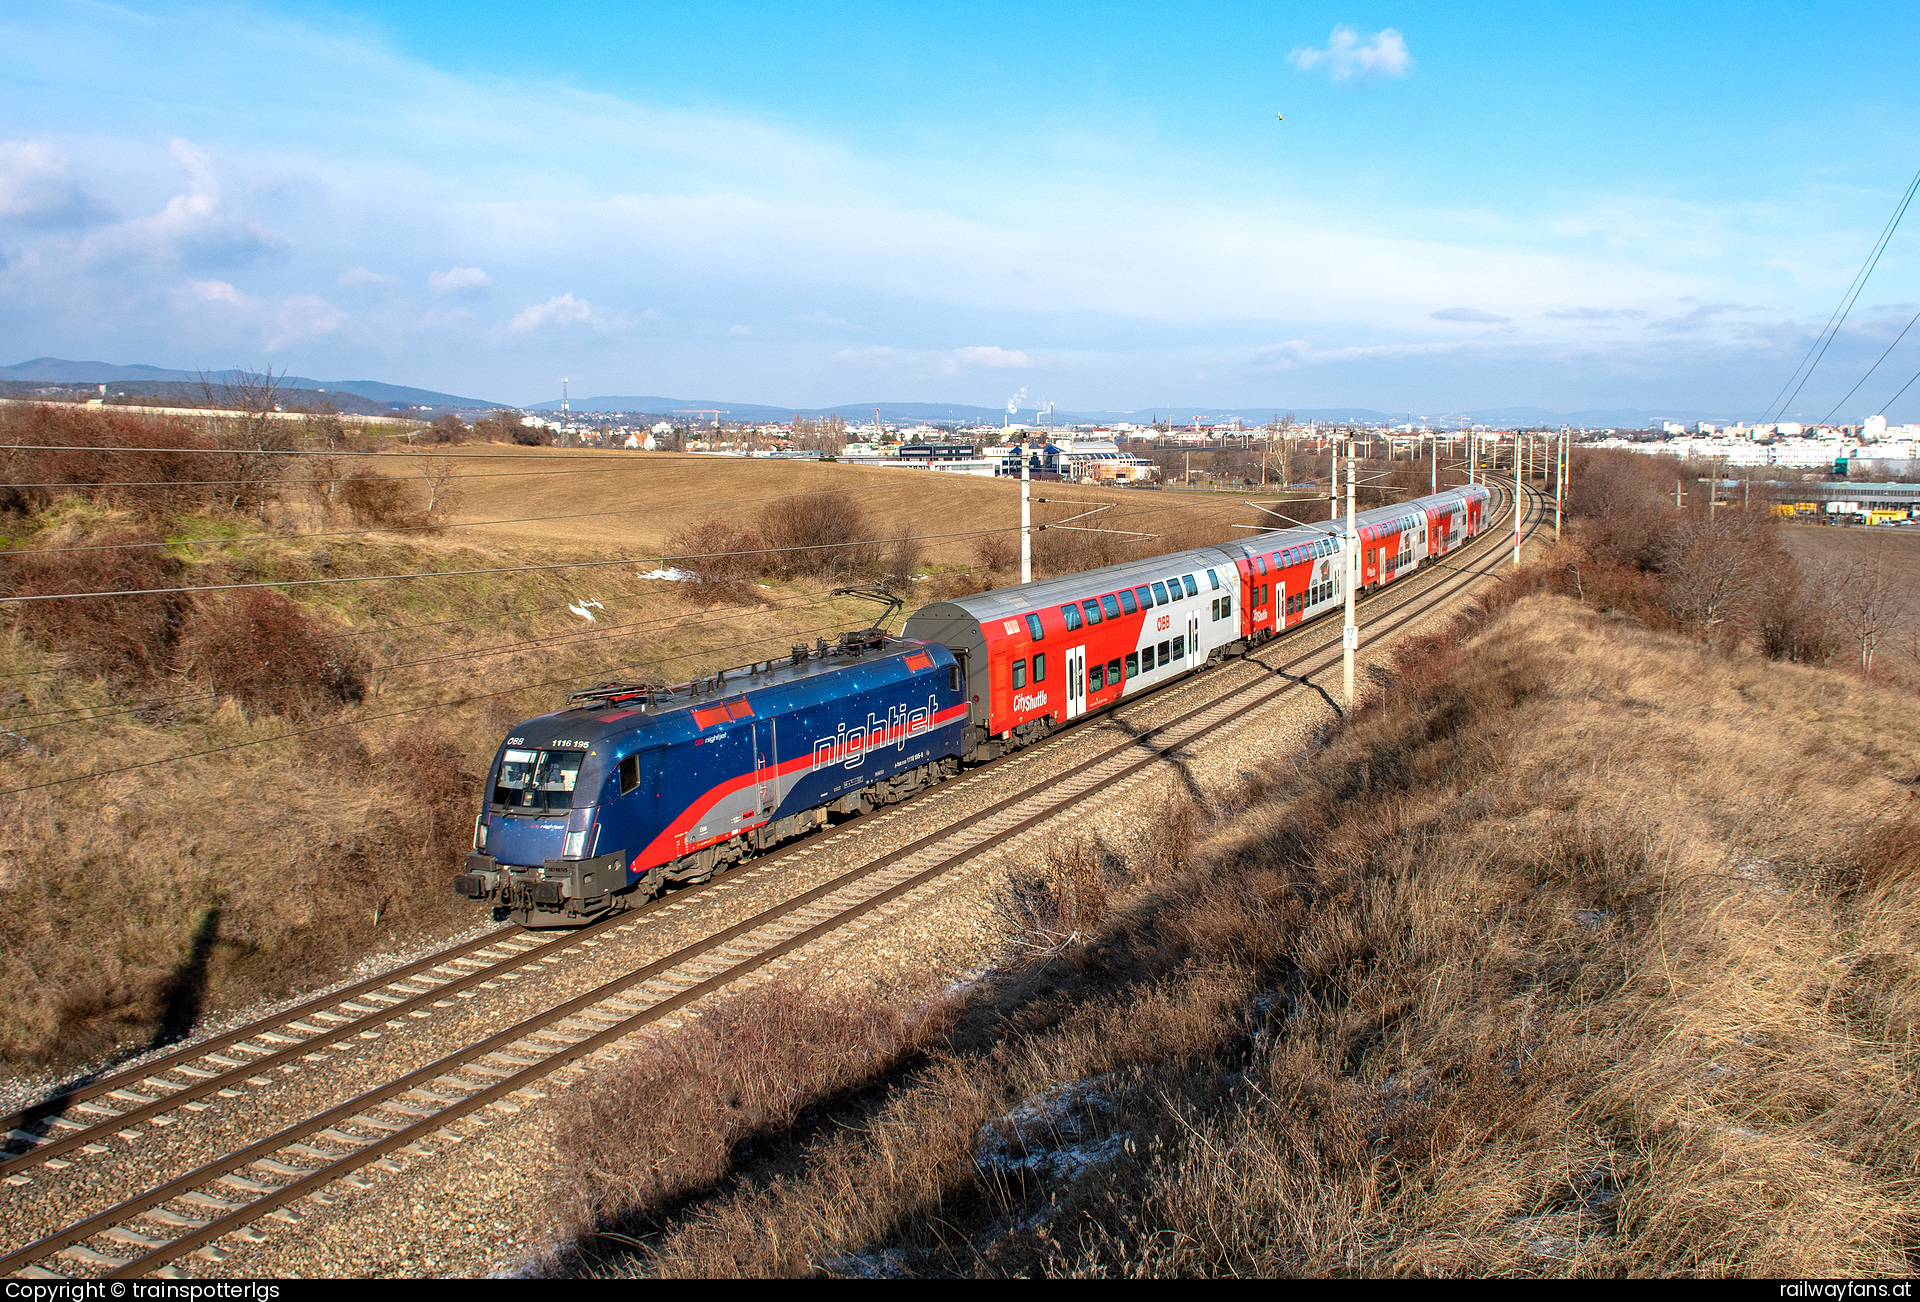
[544,594,1920,1278]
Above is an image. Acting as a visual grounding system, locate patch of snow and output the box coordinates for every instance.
[567,597,605,621]
[638,567,696,582]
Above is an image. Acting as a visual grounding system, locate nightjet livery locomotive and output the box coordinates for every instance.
[455,483,1490,926]
[455,628,968,925]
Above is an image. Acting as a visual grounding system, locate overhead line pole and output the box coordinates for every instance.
[1020,437,1032,585]
[1514,431,1524,568]
[1343,438,1359,711]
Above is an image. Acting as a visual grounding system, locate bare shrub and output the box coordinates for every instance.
[4,532,184,681]
[550,982,951,1253]
[472,410,524,443]
[339,467,419,528]
[999,839,1115,958]
[759,491,879,578]
[0,403,217,517]
[665,517,763,582]
[176,591,368,719]
[883,530,925,593]
[974,531,1017,575]
[298,403,346,450]
[511,423,551,447]
[426,414,469,445]
[198,368,294,516]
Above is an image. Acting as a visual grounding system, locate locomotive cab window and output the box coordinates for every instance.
[949,665,962,693]
[495,748,585,812]
[618,753,639,796]
[1011,659,1027,689]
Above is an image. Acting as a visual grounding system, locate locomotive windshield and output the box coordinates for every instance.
[494,747,585,812]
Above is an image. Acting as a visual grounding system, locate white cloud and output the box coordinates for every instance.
[727,323,751,336]
[1290,26,1412,81]
[270,294,346,348]
[506,292,625,334]
[339,265,400,286]
[1431,308,1509,324]
[189,278,247,305]
[429,265,488,294]
[832,344,1033,378]
[953,344,1031,368]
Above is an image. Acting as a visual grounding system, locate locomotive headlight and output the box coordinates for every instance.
[474,815,488,851]
[563,830,588,858]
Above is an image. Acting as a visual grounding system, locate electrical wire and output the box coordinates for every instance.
[0,621,861,800]
[0,484,880,556]
[1821,305,1920,424]
[4,592,842,732]
[1766,167,1920,423]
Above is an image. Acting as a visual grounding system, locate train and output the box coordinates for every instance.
[454,483,1490,926]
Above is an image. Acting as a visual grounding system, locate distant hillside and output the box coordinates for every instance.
[0,358,508,412]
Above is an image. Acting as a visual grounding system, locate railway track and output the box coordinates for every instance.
[3,483,1544,1279]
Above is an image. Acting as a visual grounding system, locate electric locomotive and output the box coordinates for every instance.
[455,627,968,926]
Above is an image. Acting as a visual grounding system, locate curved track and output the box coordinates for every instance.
[3,483,1546,1279]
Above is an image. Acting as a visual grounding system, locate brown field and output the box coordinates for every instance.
[430,446,1289,563]
[546,593,1920,1278]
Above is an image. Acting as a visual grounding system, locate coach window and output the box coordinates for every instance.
[1061,604,1082,631]
[1101,594,1122,620]
[1011,659,1026,689]
[1221,592,1232,618]
[1026,613,1044,640]
[1157,640,1171,666]
[1151,581,1169,605]
[1182,574,1199,597]
[1208,569,1220,590]
[1117,589,1138,615]
[1125,651,1138,679]
[1253,556,1265,576]
[1032,653,1046,682]
[1172,635,1186,658]
[1088,663,1105,691]
[1082,599,1103,625]
[1134,585,1154,608]
[1164,576,1182,600]
[1106,658,1121,684]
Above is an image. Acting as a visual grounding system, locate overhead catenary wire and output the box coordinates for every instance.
[0,621,869,800]
[1765,166,1920,423]
[0,484,883,556]
[2,591,847,733]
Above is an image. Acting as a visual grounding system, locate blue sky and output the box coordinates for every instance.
[3,0,1918,416]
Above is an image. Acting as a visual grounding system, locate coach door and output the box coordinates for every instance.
[1065,645,1087,719]
[1186,615,1201,669]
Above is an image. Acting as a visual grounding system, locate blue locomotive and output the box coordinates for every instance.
[454,628,969,926]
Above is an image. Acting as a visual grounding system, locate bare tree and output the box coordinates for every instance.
[417,453,462,524]
[1837,548,1908,676]
[1656,511,1768,637]
[301,402,346,451]
[197,367,293,515]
